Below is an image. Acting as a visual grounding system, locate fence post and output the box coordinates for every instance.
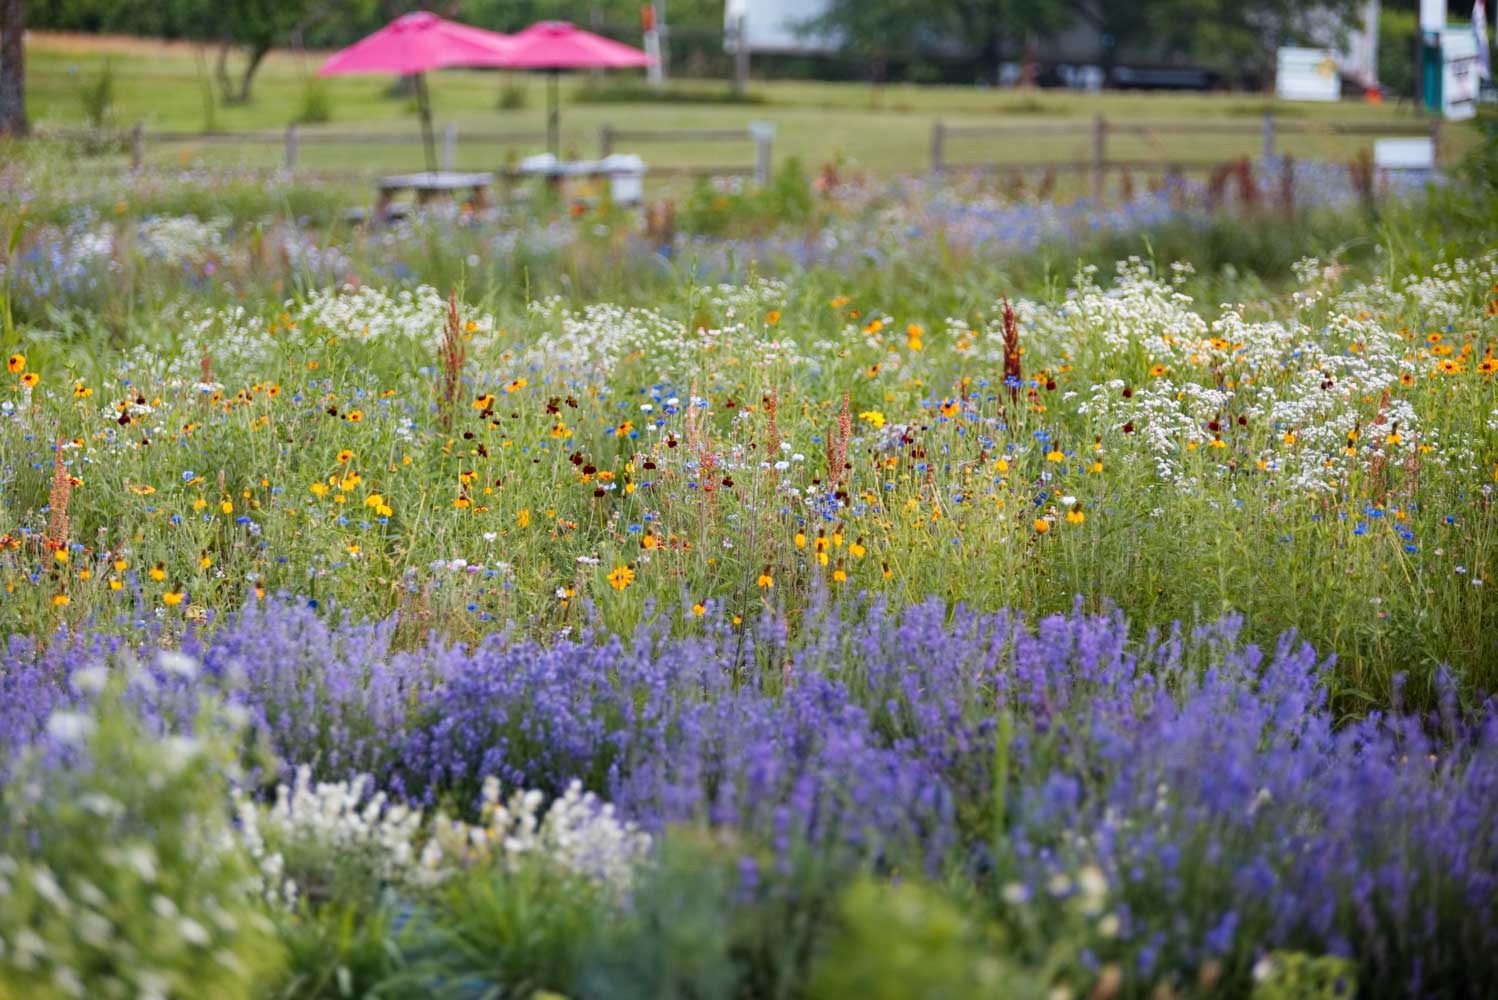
[284,123,300,171]
[599,124,614,158]
[733,14,751,97]
[1261,111,1275,161]
[931,120,945,175]
[129,123,144,170]
[1429,119,1441,167]
[1091,115,1106,201]
[442,123,457,171]
[749,120,775,185]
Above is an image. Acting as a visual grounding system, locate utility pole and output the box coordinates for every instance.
[0,0,26,137]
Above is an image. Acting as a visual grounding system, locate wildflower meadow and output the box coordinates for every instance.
[2,117,1497,999]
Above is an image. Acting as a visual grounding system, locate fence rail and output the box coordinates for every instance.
[39,111,1443,199]
[930,113,1445,200]
[40,120,778,185]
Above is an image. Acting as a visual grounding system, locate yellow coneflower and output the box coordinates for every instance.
[163,590,185,606]
[756,569,774,589]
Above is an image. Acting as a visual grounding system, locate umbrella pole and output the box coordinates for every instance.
[415,72,438,174]
[548,69,560,160]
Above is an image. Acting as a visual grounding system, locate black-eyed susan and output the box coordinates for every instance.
[20,372,39,388]
[6,353,23,373]
[607,564,635,591]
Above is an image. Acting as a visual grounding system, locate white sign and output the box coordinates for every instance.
[1441,28,1481,120]
[1277,47,1341,101]
[1374,138,1435,170]
[1420,0,1447,33]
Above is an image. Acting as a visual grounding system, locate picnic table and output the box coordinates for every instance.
[375,171,495,216]
[514,154,646,204]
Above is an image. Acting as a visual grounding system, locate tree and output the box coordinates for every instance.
[809,0,1077,84]
[0,0,23,136]
[217,0,316,104]
[1142,0,1366,89]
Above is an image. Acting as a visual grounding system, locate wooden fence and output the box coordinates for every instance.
[43,112,1442,195]
[929,113,1445,199]
[46,120,779,185]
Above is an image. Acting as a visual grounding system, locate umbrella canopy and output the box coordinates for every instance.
[497,21,653,160]
[318,12,512,76]
[318,12,513,172]
[500,20,654,69]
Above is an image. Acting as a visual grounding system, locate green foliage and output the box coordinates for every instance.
[270,904,407,1000]
[681,157,817,236]
[808,879,1045,1000]
[1252,952,1359,1000]
[497,76,529,111]
[1378,9,1418,99]
[572,82,766,105]
[0,677,283,999]
[75,58,116,131]
[296,75,333,125]
[398,861,607,998]
[1142,0,1365,84]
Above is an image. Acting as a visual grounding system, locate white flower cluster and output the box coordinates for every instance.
[134,215,229,268]
[524,277,804,381]
[1003,258,1488,491]
[236,767,649,909]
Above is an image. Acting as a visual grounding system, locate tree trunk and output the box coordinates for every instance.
[237,45,269,104]
[216,41,235,104]
[0,0,26,137]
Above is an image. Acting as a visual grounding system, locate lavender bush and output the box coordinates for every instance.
[2,596,1495,996]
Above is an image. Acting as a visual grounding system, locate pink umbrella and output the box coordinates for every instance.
[498,21,654,158]
[319,11,513,172]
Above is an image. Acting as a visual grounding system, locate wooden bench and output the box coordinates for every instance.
[374,171,495,218]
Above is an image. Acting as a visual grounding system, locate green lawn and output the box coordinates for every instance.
[25,31,1471,184]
